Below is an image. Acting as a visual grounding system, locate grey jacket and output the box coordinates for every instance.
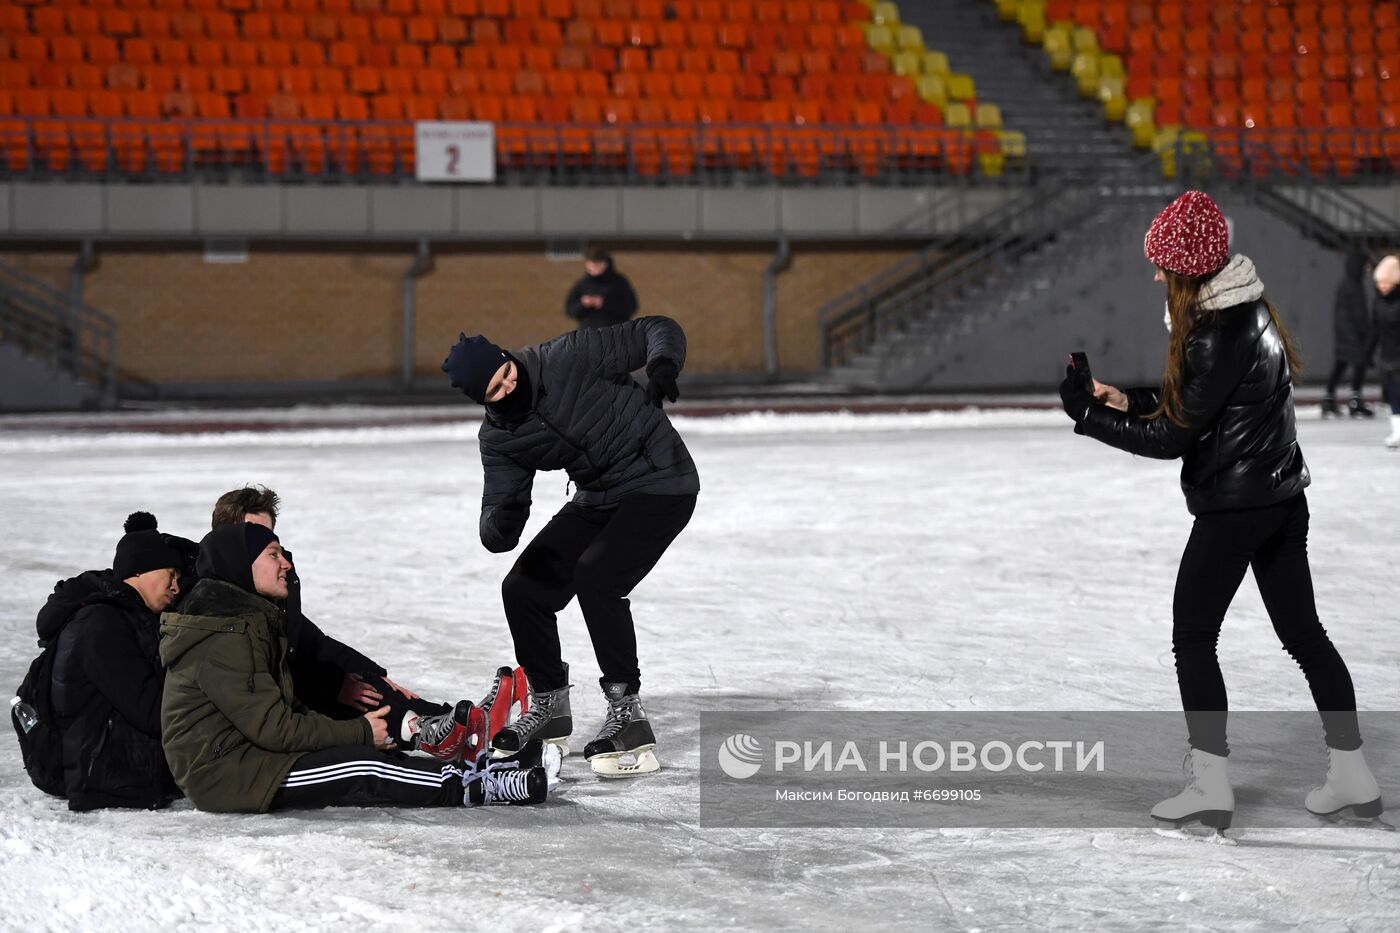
[478,317,700,552]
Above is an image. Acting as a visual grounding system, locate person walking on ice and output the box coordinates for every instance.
[1057,190,1382,832]
[442,317,699,778]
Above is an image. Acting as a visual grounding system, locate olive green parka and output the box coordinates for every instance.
[159,574,371,813]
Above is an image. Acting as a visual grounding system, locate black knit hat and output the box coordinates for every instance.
[196,522,280,594]
[112,512,186,579]
[441,333,508,404]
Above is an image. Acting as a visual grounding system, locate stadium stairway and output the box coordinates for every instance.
[898,0,1144,179]
[0,258,124,410]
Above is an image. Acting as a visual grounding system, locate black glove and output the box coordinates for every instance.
[1058,364,1095,424]
[646,358,680,409]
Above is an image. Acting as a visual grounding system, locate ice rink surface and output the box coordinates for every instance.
[0,407,1396,932]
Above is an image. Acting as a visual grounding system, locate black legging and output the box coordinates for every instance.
[1172,492,1361,756]
[1325,359,1367,398]
[502,493,697,695]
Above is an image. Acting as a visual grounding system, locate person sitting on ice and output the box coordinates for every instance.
[46,512,194,810]
[209,485,448,730]
[158,521,557,813]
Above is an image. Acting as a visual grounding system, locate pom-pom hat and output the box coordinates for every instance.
[1144,190,1230,278]
[112,511,187,579]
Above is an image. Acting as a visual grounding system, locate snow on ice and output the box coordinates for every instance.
[0,407,1396,931]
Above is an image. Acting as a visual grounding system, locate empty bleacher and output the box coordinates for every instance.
[0,0,1012,180]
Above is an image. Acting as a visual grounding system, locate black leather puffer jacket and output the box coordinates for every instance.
[477,317,700,552]
[1079,300,1309,515]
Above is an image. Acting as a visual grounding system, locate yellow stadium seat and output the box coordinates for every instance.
[921,51,950,75]
[996,0,1020,22]
[1127,98,1157,148]
[1018,0,1047,43]
[1072,27,1098,54]
[1097,75,1126,121]
[1044,23,1074,70]
[944,102,972,127]
[864,23,896,55]
[999,129,1027,159]
[872,2,900,27]
[1099,54,1124,79]
[893,50,922,76]
[896,25,926,54]
[975,102,1002,129]
[917,73,948,106]
[946,72,976,100]
[1071,51,1099,96]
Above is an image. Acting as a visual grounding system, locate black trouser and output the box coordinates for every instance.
[1384,368,1400,414]
[1325,359,1367,398]
[1172,492,1361,757]
[269,746,464,810]
[502,493,697,694]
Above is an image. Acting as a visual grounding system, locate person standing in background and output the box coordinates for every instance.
[1373,255,1400,448]
[1321,251,1375,419]
[564,246,639,330]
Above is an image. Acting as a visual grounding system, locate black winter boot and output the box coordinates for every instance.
[1349,395,1376,418]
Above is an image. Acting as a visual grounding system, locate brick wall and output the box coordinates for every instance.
[1,244,912,384]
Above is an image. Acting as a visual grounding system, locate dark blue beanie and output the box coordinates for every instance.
[442,333,508,404]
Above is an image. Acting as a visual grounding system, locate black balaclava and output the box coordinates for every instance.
[485,352,533,421]
[196,523,279,595]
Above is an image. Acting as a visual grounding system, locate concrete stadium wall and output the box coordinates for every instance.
[0,243,912,385]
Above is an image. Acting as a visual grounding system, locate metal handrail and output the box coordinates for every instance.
[0,116,1024,184]
[0,258,118,404]
[820,184,1099,367]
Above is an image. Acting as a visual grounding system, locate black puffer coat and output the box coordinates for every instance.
[564,267,639,329]
[1079,300,1309,515]
[1375,287,1400,370]
[48,575,181,811]
[478,317,700,552]
[1333,252,1375,366]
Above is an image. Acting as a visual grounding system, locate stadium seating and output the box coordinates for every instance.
[1001,0,1399,177]
[0,0,1012,179]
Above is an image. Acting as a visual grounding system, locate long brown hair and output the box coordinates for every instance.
[1148,268,1302,426]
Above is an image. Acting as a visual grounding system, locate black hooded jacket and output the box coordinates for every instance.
[198,524,383,715]
[564,265,639,329]
[1078,300,1309,515]
[46,574,182,810]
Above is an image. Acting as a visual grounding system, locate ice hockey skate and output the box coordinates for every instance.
[414,699,479,761]
[464,760,549,807]
[1306,748,1384,820]
[490,663,572,758]
[1150,749,1234,834]
[459,665,516,760]
[584,682,660,779]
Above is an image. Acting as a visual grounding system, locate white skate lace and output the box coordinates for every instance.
[482,768,535,804]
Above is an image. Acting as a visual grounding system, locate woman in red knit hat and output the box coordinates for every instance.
[1058,190,1382,832]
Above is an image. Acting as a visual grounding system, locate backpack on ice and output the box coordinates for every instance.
[11,642,64,797]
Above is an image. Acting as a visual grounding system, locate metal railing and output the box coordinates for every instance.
[0,259,119,406]
[1161,130,1400,248]
[0,117,1028,184]
[820,184,1103,368]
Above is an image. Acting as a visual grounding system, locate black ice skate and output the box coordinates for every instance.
[1320,397,1342,418]
[1348,396,1376,418]
[490,663,572,758]
[584,682,660,778]
[465,763,549,806]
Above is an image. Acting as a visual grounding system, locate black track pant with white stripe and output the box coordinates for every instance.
[269,747,465,810]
